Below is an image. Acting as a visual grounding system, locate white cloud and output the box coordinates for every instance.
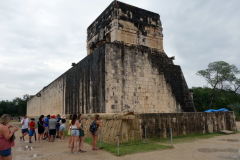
[0,0,240,100]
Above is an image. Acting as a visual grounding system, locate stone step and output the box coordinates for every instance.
[218,130,235,134]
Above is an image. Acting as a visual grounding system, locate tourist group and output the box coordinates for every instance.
[0,113,102,159]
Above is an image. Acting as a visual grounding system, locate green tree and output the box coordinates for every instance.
[0,94,29,117]
[227,102,240,116]
[196,61,239,109]
[191,87,240,111]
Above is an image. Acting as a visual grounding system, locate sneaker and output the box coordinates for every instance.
[43,137,47,140]
[38,141,40,143]
[45,138,49,141]
[29,141,33,143]
[74,152,80,155]
[20,137,22,142]
[23,139,25,141]
[40,141,44,143]
[63,140,65,142]
[58,140,62,142]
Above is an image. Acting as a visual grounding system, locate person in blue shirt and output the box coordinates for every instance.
[43,115,50,140]
[56,114,61,138]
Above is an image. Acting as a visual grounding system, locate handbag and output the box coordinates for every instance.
[10,132,15,142]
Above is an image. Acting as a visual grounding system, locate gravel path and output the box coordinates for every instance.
[11,121,240,160]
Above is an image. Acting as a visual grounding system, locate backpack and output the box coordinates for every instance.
[89,121,97,133]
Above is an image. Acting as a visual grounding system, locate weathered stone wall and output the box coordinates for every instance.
[87,1,163,55]
[64,45,106,114]
[81,112,236,144]
[27,45,106,115]
[137,112,236,138]
[27,1,195,115]
[27,76,64,116]
[105,42,194,113]
[27,42,195,115]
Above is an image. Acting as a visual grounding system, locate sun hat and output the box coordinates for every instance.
[52,115,56,118]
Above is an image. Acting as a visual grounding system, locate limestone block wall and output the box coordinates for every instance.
[27,42,194,116]
[87,1,163,55]
[105,42,193,113]
[64,45,106,114]
[82,113,140,145]
[27,76,64,116]
[137,112,236,138]
[27,45,106,116]
[81,112,236,144]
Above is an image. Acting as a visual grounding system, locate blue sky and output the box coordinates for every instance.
[0,0,240,100]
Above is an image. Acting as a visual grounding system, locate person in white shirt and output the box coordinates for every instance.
[20,115,29,141]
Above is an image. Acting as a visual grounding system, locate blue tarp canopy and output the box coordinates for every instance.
[204,108,229,112]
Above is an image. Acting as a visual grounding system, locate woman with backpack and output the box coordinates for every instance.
[69,114,80,154]
[78,114,86,152]
[91,114,101,151]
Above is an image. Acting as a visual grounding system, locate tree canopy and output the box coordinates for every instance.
[196,61,240,109]
[0,94,29,117]
[191,87,240,112]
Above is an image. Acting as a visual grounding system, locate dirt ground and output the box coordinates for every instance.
[10,121,240,160]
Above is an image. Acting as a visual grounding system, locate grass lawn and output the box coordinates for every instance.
[153,132,226,144]
[84,137,172,156]
[65,130,228,156]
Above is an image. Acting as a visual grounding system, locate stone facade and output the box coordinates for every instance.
[27,77,64,116]
[87,1,163,55]
[81,112,236,144]
[27,1,195,116]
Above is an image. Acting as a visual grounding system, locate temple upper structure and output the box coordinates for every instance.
[87,1,164,55]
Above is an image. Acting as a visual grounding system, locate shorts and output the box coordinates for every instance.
[29,129,35,136]
[0,148,11,157]
[45,127,49,132]
[71,129,79,136]
[59,126,66,132]
[22,128,29,134]
[92,130,99,136]
[38,129,44,134]
[56,126,60,131]
[49,129,56,135]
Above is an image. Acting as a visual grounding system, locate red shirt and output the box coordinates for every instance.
[30,122,35,130]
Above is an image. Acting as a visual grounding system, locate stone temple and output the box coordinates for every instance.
[27,1,196,117]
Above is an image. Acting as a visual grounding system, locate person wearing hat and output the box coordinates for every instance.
[48,115,57,142]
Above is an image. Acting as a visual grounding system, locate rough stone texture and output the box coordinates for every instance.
[27,1,195,115]
[27,42,195,115]
[105,42,194,113]
[137,112,236,138]
[27,77,64,116]
[87,1,163,55]
[81,112,236,144]
[64,45,106,114]
[27,45,106,116]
